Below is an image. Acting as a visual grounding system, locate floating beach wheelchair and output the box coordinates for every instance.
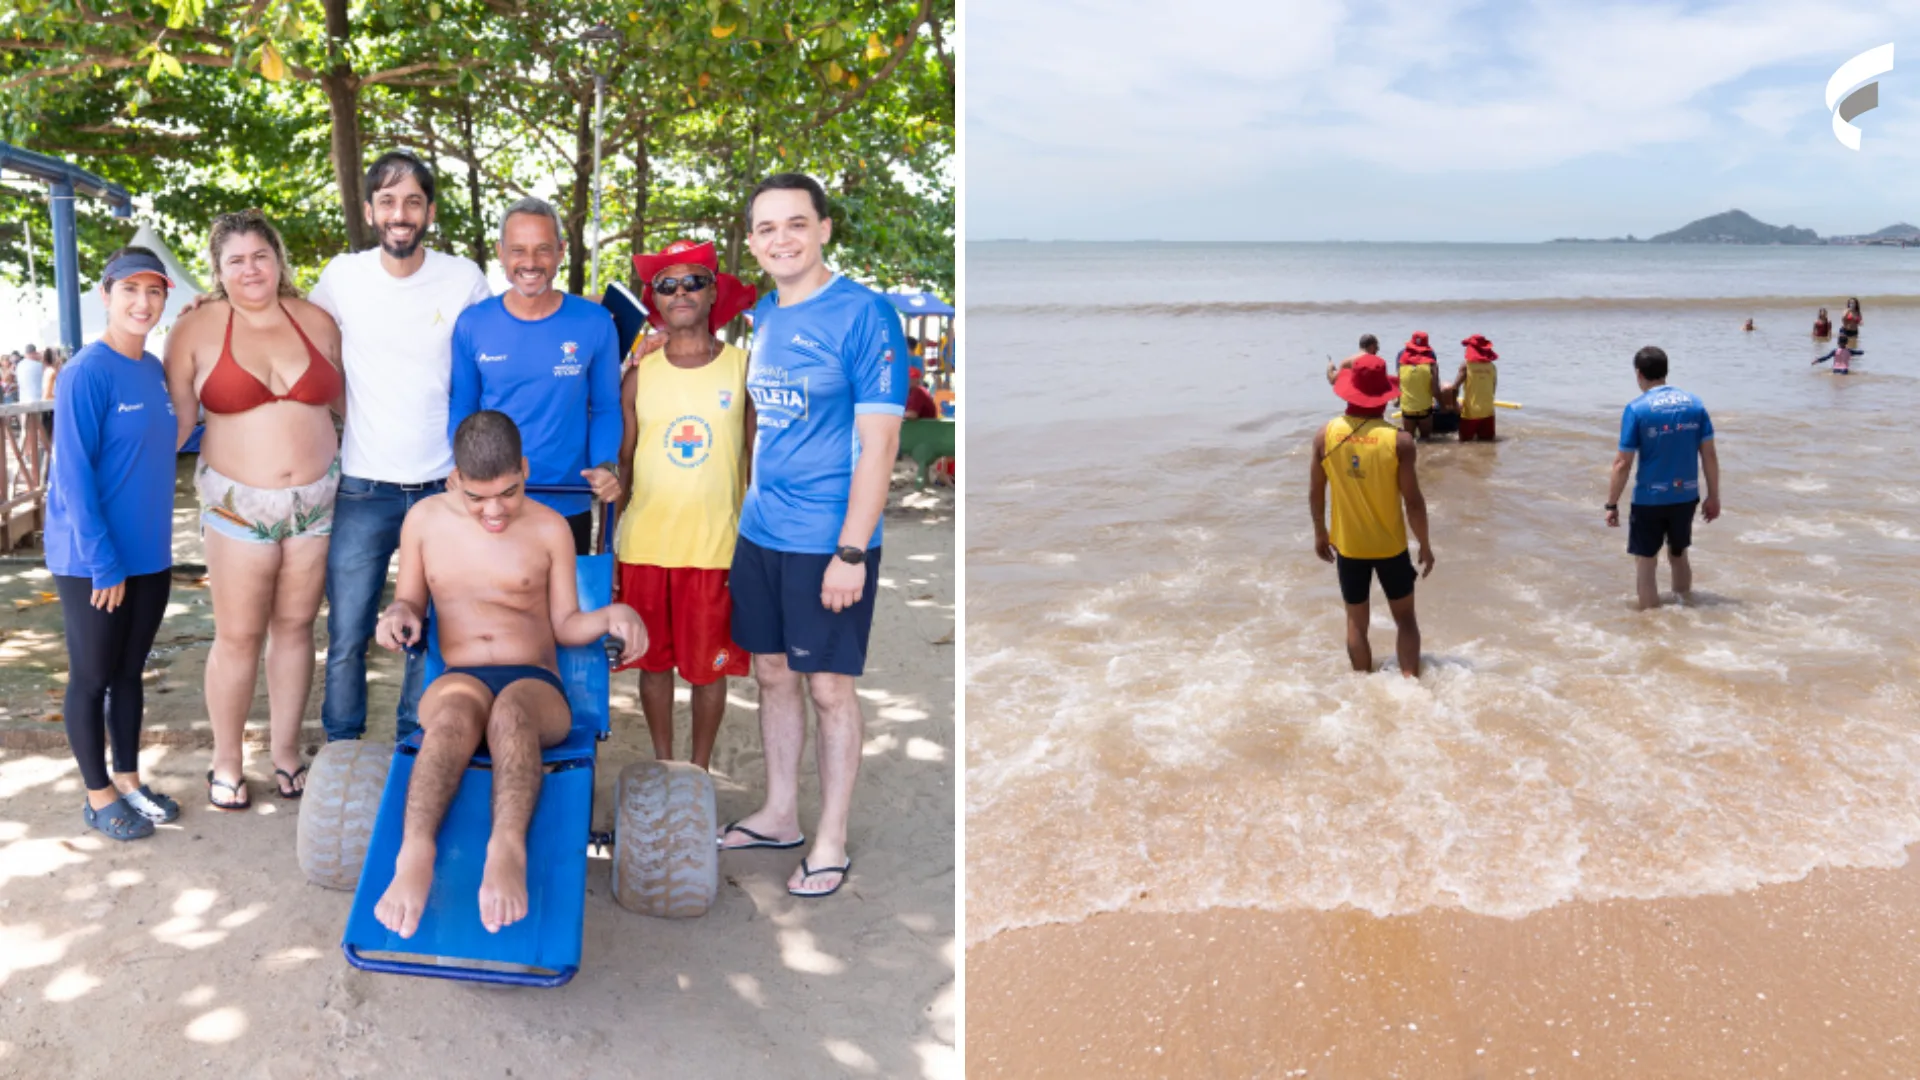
[296,490,717,986]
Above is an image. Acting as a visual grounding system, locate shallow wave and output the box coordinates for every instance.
[971,294,1920,318]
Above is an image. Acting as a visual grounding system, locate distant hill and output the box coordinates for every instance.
[1865,222,1920,239]
[1648,209,1821,245]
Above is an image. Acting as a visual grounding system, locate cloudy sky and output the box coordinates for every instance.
[968,0,1920,241]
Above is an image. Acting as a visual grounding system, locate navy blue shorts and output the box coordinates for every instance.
[1628,500,1698,558]
[730,535,882,676]
[440,664,566,700]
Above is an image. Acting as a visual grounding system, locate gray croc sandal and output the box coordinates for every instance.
[83,798,156,842]
[122,785,179,824]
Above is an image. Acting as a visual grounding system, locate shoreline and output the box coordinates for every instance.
[967,850,1920,1077]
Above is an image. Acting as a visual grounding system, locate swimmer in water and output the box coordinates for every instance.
[1743,319,1755,332]
[1812,308,1831,338]
[1814,332,1859,374]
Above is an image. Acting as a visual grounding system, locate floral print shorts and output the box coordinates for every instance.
[196,458,341,544]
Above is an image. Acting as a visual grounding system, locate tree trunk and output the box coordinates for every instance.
[459,99,486,271]
[321,0,368,251]
[626,109,650,289]
[567,93,592,295]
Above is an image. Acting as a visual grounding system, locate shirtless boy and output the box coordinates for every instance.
[372,410,645,937]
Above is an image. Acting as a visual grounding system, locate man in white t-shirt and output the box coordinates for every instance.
[312,150,494,743]
[15,345,46,464]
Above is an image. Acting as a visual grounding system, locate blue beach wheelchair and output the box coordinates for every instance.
[295,489,719,986]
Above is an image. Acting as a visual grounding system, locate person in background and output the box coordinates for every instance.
[1814,331,1860,375]
[1394,331,1437,440]
[905,362,940,419]
[1326,333,1381,385]
[1605,346,1720,611]
[1842,297,1862,336]
[1742,319,1755,332]
[43,249,183,840]
[1454,334,1499,442]
[1812,308,1831,337]
[165,209,344,807]
[16,344,46,468]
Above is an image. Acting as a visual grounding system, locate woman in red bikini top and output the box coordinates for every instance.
[162,210,344,809]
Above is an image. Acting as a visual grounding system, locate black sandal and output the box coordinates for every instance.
[206,770,251,812]
[273,764,308,800]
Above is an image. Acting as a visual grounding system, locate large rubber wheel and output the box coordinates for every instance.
[612,760,718,918]
[297,739,393,891]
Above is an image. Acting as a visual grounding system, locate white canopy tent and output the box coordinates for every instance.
[17,222,206,349]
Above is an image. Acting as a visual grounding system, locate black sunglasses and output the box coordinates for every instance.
[653,274,712,296]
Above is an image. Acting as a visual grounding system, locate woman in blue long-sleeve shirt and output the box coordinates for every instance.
[43,247,182,840]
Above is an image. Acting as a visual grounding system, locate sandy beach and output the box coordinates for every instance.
[968,855,1920,1077]
[0,462,955,1079]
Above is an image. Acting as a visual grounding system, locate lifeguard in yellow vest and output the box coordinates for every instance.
[1395,331,1438,440]
[614,239,758,770]
[1454,333,1499,442]
[1309,353,1436,677]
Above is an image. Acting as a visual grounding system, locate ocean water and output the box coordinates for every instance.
[965,241,1920,945]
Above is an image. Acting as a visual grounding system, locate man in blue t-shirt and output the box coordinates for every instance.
[1606,346,1721,610]
[717,173,909,901]
[448,196,622,553]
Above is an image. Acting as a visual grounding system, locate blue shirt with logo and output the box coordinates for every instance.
[1620,385,1714,506]
[739,275,909,554]
[448,294,622,517]
[44,341,178,587]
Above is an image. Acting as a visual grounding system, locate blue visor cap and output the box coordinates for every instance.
[101,250,175,289]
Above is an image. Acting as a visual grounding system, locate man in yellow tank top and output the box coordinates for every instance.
[613,239,758,770]
[1395,331,1438,440]
[1454,334,1499,441]
[1309,354,1436,677]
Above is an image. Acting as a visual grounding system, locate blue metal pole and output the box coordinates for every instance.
[49,179,80,353]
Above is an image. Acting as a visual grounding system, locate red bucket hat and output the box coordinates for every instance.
[1400,331,1435,364]
[1334,353,1401,408]
[1462,334,1498,363]
[631,239,758,334]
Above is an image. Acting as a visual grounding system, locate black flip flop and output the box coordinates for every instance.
[206,770,251,812]
[83,798,155,841]
[787,857,851,899]
[274,764,309,800]
[717,821,805,850]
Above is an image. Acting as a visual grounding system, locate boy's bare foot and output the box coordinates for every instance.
[478,840,529,933]
[374,843,437,939]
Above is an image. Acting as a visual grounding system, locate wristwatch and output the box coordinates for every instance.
[1604,503,1618,511]
[596,460,620,481]
[835,546,867,565]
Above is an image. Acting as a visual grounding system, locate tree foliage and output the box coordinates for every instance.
[0,0,954,299]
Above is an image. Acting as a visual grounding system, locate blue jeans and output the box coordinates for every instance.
[321,475,445,742]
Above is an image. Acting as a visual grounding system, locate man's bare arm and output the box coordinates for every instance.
[547,516,647,662]
[839,412,901,552]
[1607,450,1635,508]
[1397,431,1434,575]
[1699,438,1721,521]
[1309,430,1334,564]
[375,508,431,649]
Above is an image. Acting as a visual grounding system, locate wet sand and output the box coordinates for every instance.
[967,854,1920,1078]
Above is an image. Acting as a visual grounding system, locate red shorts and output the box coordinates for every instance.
[1459,415,1496,441]
[615,563,751,684]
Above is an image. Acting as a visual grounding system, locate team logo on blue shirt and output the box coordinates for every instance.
[747,367,809,427]
[554,341,583,377]
[664,414,713,468]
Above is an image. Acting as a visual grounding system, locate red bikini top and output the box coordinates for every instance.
[200,303,342,415]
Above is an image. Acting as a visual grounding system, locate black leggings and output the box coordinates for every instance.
[54,570,171,790]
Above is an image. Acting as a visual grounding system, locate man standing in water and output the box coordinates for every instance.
[1325,333,1381,385]
[1607,346,1719,611]
[1454,334,1498,441]
[1309,354,1435,677]
[1394,331,1438,440]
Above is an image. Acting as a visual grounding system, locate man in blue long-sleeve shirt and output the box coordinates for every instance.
[449,196,622,552]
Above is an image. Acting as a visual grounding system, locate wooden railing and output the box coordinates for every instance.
[0,401,52,553]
